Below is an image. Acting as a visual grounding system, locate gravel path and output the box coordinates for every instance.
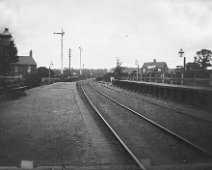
[0,82,136,169]
[83,82,211,166]
[91,81,212,154]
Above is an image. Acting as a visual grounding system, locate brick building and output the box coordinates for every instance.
[9,50,37,78]
[141,59,168,75]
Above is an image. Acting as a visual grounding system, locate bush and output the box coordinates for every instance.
[95,76,104,81]
[103,72,114,82]
[25,73,41,88]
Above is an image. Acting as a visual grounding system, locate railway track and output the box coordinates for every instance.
[92,81,212,153]
[87,81,212,157]
[78,82,146,170]
[78,81,212,170]
[97,81,210,123]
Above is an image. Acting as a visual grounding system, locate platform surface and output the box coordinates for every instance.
[0,82,132,167]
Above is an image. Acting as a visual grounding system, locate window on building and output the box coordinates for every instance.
[28,66,31,73]
[15,66,19,73]
[143,68,146,73]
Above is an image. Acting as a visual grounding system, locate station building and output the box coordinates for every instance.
[141,59,169,75]
[9,50,37,78]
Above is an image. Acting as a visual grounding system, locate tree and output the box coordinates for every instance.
[186,62,201,71]
[37,67,54,78]
[194,49,212,70]
[25,73,41,88]
[103,72,114,82]
[113,58,124,79]
[131,70,137,76]
[185,62,209,78]
[0,40,18,75]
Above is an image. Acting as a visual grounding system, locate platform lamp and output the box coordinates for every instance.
[178,48,186,73]
[68,48,71,77]
[79,46,83,76]
[135,60,139,81]
[49,61,53,84]
[178,48,186,85]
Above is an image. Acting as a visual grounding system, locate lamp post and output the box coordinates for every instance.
[178,48,185,85]
[49,61,53,84]
[135,60,139,81]
[79,46,83,76]
[68,48,71,77]
[178,48,186,73]
[83,64,84,76]
[53,29,65,74]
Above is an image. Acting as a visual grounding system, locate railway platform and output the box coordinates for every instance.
[0,82,135,169]
[113,80,212,110]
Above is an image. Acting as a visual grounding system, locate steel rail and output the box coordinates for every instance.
[88,81,212,157]
[79,82,146,170]
[112,82,211,114]
[98,82,210,123]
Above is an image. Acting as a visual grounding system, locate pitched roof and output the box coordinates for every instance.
[142,62,168,69]
[12,56,37,66]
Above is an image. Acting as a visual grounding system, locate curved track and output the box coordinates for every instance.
[78,82,146,170]
[87,81,212,157]
[78,81,212,170]
[98,82,210,123]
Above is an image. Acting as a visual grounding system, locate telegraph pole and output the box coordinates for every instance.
[68,48,71,77]
[79,46,83,75]
[53,29,65,74]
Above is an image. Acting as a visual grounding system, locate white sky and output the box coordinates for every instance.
[1,0,212,69]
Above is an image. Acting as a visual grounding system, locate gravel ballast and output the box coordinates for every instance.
[91,81,212,154]
[83,82,211,166]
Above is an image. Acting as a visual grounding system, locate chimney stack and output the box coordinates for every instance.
[153,59,156,64]
[29,50,33,57]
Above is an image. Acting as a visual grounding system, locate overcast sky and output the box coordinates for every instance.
[1,0,212,70]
